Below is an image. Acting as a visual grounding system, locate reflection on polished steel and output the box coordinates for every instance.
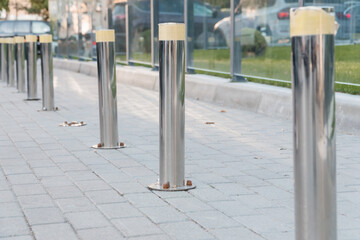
[26,36,39,100]
[93,30,122,149]
[149,23,195,191]
[15,37,26,92]
[40,36,56,111]
[7,39,15,87]
[292,9,337,240]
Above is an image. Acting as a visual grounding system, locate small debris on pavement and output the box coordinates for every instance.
[186,180,192,186]
[220,110,226,113]
[59,121,87,127]
[205,122,215,125]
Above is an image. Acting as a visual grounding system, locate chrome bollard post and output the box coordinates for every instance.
[25,35,40,101]
[1,38,8,84]
[40,35,56,111]
[7,38,15,87]
[15,36,26,93]
[148,23,195,191]
[0,38,4,82]
[291,7,337,240]
[92,30,123,149]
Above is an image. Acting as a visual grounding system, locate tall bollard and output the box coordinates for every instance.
[1,38,8,84]
[40,35,56,111]
[291,7,337,240]
[7,38,15,87]
[15,36,26,92]
[92,30,123,149]
[0,38,2,82]
[25,35,39,100]
[148,23,195,191]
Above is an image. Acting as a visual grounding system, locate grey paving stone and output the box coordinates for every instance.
[125,193,168,208]
[18,194,55,209]
[85,189,125,204]
[32,223,78,240]
[0,190,15,203]
[127,234,170,240]
[0,217,30,238]
[66,171,99,181]
[7,174,38,185]
[77,227,124,240]
[46,185,83,199]
[165,197,213,213]
[65,211,111,230]
[0,236,34,240]
[33,167,64,177]
[40,176,74,187]
[187,210,240,229]
[159,221,214,240]
[0,202,23,218]
[12,184,47,196]
[75,179,112,192]
[24,207,65,225]
[112,217,163,237]
[139,206,188,224]
[98,202,143,219]
[112,182,149,195]
[210,227,266,240]
[55,197,97,213]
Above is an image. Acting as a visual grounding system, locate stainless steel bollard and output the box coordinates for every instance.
[25,35,40,100]
[0,38,3,82]
[92,30,123,149]
[40,35,56,111]
[148,23,195,191]
[1,38,8,84]
[291,7,337,240]
[7,38,15,87]
[15,36,26,92]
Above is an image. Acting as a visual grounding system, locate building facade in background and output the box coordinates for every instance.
[1,0,43,20]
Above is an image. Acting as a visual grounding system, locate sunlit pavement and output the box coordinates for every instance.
[0,67,359,240]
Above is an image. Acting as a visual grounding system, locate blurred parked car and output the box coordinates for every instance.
[112,0,228,54]
[0,20,52,54]
[214,0,355,46]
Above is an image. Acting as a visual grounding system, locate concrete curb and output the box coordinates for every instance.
[53,58,360,134]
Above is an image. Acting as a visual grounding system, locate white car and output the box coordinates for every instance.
[214,0,298,46]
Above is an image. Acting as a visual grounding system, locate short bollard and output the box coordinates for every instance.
[25,35,39,101]
[15,36,26,93]
[1,38,8,84]
[0,38,3,82]
[291,7,337,240]
[148,23,195,191]
[40,35,56,111]
[92,30,123,149]
[7,38,15,87]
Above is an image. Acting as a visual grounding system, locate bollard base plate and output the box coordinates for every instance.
[38,107,59,112]
[91,142,126,150]
[148,182,196,192]
[25,98,41,101]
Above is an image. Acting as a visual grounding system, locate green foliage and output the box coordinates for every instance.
[0,0,9,11]
[27,0,49,20]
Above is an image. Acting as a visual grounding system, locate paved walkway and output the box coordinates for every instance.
[0,67,359,240]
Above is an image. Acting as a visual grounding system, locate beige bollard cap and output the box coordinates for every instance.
[6,38,14,44]
[25,35,37,42]
[14,36,25,43]
[159,23,185,41]
[95,30,115,42]
[290,7,336,37]
[39,34,52,43]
